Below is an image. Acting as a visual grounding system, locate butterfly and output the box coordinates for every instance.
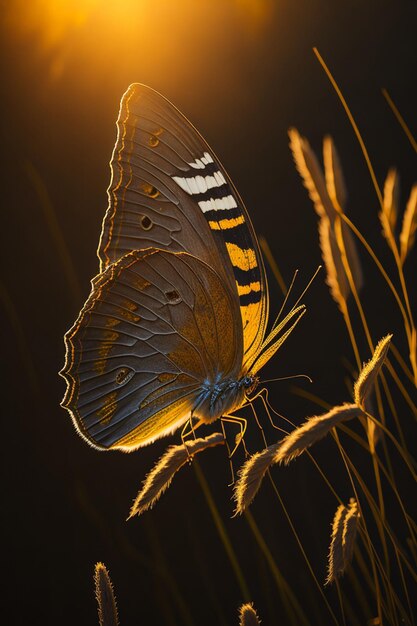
[60,84,303,451]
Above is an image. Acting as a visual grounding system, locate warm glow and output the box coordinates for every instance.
[5,0,275,82]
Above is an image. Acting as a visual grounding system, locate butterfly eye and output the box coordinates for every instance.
[148,135,159,147]
[115,367,134,385]
[140,215,152,230]
[165,289,182,304]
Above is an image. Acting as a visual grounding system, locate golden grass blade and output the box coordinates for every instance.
[382,88,417,153]
[313,48,383,208]
[399,184,417,264]
[288,127,336,219]
[326,503,348,585]
[382,168,399,234]
[94,562,119,626]
[323,135,347,210]
[354,335,393,408]
[274,404,361,465]
[341,218,364,294]
[239,602,261,626]
[193,460,252,603]
[128,433,224,518]
[326,499,359,585]
[233,445,276,514]
[259,236,287,296]
[25,161,82,303]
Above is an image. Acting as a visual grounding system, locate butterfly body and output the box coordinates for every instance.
[192,373,257,423]
[61,84,303,452]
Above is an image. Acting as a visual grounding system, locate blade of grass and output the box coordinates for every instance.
[259,236,287,296]
[193,459,251,602]
[25,160,82,303]
[382,89,417,153]
[313,48,417,384]
[266,472,341,625]
[243,509,310,626]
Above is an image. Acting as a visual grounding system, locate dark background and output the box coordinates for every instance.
[1,1,416,624]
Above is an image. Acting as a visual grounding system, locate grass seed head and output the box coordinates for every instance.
[326,498,359,585]
[343,498,360,566]
[382,168,400,233]
[326,503,349,585]
[288,127,336,219]
[128,433,224,518]
[354,335,393,408]
[233,445,277,514]
[274,403,361,465]
[239,602,261,626]
[400,183,417,264]
[323,135,347,210]
[94,562,119,626]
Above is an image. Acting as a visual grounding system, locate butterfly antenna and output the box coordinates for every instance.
[260,373,313,385]
[272,268,299,331]
[271,265,321,332]
[292,265,322,310]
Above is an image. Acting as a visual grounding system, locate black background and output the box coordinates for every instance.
[1,1,416,624]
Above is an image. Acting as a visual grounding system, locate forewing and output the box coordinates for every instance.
[61,249,242,451]
[99,83,268,368]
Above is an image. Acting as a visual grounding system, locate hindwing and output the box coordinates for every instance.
[61,249,243,451]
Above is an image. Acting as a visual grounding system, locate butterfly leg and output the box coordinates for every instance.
[248,387,290,435]
[181,416,205,462]
[219,419,235,486]
[246,398,269,449]
[221,414,248,458]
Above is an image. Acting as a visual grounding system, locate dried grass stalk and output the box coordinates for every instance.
[233,445,276,514]
[382,168,399,234]
[290,129,362,308]
[234,405,361,514]
[326,503,348,584]
[400,183,417,263]
[323,135,347,210]
[326,499,359,584]
[94,562,119,626]
[354,335,393,408]
[343,499,360,565]
[128,433,224,518]
[343,221,364,293]
[367,417,382,454]
[288,128,336,219]
[319,216,349,307]
[274,403,361,465]
[239,603,261,626]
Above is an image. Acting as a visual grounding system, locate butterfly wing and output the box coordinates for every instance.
[98,83,268,369]
[61,249,243,451]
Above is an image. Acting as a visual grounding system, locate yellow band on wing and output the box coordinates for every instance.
[208,215,245,230]
[237,281,261,296]
[225,242,257,270]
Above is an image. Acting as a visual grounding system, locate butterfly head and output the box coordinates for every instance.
[241,374,260,397]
